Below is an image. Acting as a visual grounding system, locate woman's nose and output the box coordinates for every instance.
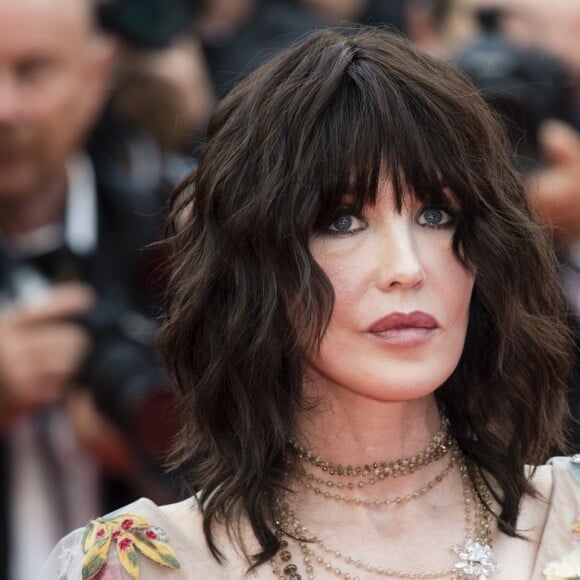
[375,224,426,291]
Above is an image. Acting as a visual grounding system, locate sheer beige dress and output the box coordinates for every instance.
[40,457,579,580]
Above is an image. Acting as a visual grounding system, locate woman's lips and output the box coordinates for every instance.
[368,311,439,346]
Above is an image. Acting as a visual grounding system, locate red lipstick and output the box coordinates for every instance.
[368,311,439,346]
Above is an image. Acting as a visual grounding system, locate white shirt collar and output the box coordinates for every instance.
[65,153,98,256]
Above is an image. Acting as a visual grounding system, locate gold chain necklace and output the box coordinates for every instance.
[294,446,458,507]
[288,419,452,482]
[271,453,499,580]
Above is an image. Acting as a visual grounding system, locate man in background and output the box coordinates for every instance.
[0,0,181,577]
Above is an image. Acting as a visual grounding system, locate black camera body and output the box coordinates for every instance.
[456,8,574,173]
[0,246,165,434]
[97,0,201,49]
[76,297,163,431]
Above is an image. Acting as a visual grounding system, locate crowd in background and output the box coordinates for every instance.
[0,0,579,578]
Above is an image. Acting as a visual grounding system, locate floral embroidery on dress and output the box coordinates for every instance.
[543,457,580,580]
[543,547,580,580]
[81,513,180,580]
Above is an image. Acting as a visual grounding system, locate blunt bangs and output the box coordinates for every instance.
[307,61,451,226]
[244,29,501,242]
[199,28,503,253]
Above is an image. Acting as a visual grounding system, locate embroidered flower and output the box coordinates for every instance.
[543,549,580,579]
[544,517,580,579]
[118,538,133,551]
[145,527,167,542]
[80,513,180,580]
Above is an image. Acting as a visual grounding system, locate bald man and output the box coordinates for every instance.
[0,1,116,578]
[0,0,113,214]
[0,1,173,578]
[0,0,113,395]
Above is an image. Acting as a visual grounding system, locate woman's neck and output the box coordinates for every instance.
[296,388,441,467]
[283,390,473,578]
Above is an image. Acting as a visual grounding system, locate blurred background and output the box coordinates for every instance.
[0,0,578,578]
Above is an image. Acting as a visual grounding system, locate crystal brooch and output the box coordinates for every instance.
[453,538,499,579]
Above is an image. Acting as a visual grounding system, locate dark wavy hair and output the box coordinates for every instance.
[161,26,571,568]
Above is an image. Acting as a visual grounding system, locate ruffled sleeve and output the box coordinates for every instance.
[533,456,580,579]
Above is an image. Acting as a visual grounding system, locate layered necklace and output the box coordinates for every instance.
[271,422,499,579]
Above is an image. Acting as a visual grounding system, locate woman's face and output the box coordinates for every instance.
[305,181,474,403]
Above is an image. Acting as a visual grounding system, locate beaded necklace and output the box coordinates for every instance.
[271,452,498,580]
[294,447,457,507]
[288,419,452,484]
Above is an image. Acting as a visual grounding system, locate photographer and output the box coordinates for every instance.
[0,0,186,578]
[455,0,580,449]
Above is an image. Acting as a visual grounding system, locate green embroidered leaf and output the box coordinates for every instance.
[82,536,112,579]
[159,552,181,569]
[99,513,122,524]
[116,537,140,579]
[81,522,95,553]
[81,512,180,579]
[132,535,181,570]
[81,554,105,580]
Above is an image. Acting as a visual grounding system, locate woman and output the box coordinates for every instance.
[42,27,578,579]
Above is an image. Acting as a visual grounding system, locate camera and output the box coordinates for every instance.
[1,236,173,457]
[96,0,201,49]
[76,298,166,435]
[456,7,574,173]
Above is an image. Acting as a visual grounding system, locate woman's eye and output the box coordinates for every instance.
[327,213,366,234]
[417,207,455,228]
